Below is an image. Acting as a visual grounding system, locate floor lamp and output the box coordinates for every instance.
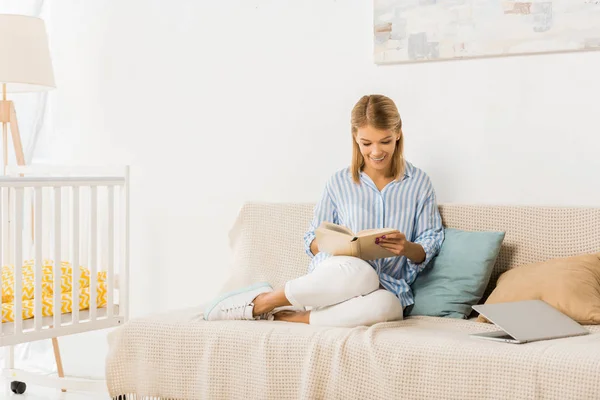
[0,14,55,173]
[0,13,64,393]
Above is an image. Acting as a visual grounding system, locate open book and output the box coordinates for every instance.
[314,222,400,260]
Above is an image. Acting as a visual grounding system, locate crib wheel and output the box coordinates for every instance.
[10,381,26,394]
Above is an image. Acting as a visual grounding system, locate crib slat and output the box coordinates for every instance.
[34,188,43,331]
[23,189,33,257]
[42,187,50,265]
[53,187,61,328]
[90,186,97,321]
[122,167,130,321]
[14,188,24,334]
[107,186,114,317]
[1,187,8,268]
[72,187,80,324]
[80,188,89,282]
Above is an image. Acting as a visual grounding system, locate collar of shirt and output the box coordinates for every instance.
[358,160,413,191]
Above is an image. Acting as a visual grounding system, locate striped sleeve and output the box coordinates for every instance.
[406,186,444,273]
[303,181,338,258]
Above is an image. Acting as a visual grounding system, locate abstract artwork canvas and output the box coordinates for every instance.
[374,1,600,64]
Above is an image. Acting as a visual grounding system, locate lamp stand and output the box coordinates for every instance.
[1,83,66,392]
[0,83,26,175]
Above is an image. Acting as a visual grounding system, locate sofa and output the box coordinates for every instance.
[106,202,600,400]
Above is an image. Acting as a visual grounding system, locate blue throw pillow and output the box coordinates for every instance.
[407,228,505,319]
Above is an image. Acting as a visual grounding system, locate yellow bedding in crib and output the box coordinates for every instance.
[2,260,108,323]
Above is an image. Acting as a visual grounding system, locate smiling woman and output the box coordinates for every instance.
[203,94,445,329]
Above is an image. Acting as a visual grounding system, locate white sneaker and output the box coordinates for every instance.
[204,282,273,321]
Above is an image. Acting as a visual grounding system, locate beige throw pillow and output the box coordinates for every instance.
[477,252,600,325]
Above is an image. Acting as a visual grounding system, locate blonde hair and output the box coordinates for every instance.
[350,94,404,183]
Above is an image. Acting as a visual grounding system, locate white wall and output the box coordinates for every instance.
[32,0,599,378]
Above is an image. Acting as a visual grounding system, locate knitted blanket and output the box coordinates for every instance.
[106,307,600,400]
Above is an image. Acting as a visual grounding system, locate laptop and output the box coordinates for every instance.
[470,300,589,344]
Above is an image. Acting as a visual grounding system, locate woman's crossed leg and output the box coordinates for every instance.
[204,256,404,327]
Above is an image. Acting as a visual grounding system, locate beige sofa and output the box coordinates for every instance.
[106,203,600,400]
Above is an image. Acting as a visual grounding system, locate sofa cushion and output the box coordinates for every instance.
[477,253,600,325]
[408,228,505,319]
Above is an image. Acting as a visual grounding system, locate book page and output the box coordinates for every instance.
[319,222,354,236]
[315,226,356,256]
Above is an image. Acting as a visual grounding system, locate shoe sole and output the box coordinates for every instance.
[203,281,272,321]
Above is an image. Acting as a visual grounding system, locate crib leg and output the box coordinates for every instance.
[4,346,14,369]
[51,337,67,393]
[4,346,25,394]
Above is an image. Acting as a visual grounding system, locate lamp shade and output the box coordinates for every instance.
[0,14,55,92]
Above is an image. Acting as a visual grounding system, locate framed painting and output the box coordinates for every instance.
[374,1,600,64]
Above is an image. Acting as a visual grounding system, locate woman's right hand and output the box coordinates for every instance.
[310,239,319,256]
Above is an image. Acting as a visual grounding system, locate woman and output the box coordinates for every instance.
[204,94,444,327]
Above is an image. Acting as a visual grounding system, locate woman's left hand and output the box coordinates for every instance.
[376,233,427,263]
[375,233,407,256]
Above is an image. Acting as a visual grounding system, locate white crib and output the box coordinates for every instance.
[0,165,129,394]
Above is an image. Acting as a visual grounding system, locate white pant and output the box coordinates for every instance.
[284,256,404,328]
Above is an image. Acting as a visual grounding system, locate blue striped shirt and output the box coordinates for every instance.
[303,161,444,308]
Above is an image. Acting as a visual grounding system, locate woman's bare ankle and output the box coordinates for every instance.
[274,310,310,324]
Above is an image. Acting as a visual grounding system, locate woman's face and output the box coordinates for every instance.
[355,125,399,174]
